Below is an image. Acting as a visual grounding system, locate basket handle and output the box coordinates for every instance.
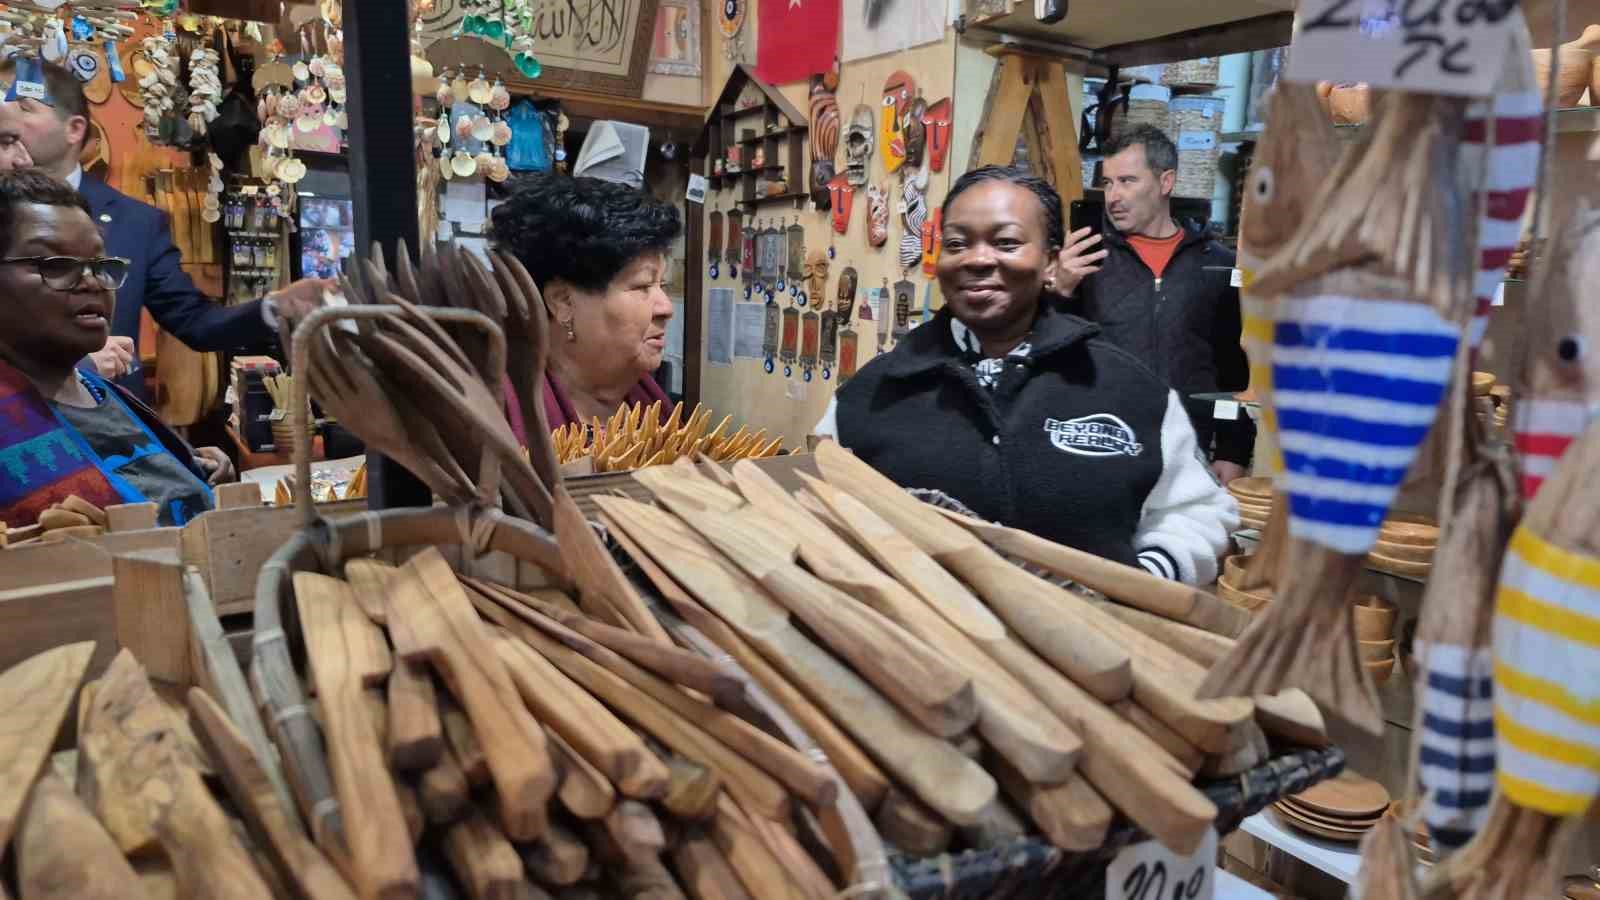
[288,303,508,529]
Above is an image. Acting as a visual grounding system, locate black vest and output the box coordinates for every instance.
[835,305,1171,568]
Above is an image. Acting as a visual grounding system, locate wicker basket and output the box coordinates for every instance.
[249,305,892,896]
[1108,83,1171,143]
[1170,96,1225,199]
[1163,56,1220,87]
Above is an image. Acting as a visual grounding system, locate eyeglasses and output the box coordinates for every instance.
[0,256,131,290]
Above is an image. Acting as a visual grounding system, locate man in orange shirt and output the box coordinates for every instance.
[1070,125,1253,484]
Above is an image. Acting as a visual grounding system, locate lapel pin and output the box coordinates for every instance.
[99,213,112,223]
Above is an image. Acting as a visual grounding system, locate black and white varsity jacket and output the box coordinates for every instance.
[813,303,1238,585]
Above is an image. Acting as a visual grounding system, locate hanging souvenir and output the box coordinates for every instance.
[779,304,800,377]
[879,72,914,174]
[800,309,821,381]
[904,94,928,169]
[875,278,891,354]
[922,207,942,278]
[718,0,747,39]
[804,248,829,310]
[838,326,859,384]
[1200,92,1475,738]
[923,97,953,173]
[809,76,840,209]
[837,265,858,327]
[866,184,889,248]
[762,294,781,374]
[741,218,757,291]
[892,277,914,344]
[899,170,927,271]
[844,105,874,187]
[708,207,723,279]
[774,217,789,294]
[758,219,782,294]
[725,207,743,279]
[787,219,807,303]
[819,299,839,381]
[828,175,855,235]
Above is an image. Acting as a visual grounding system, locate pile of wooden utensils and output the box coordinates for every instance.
[550,401,785,473]
[261,371,299,453]
[0,494,108,547]
[271,463,368,507]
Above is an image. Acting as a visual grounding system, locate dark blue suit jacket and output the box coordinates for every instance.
[78,175,268,398]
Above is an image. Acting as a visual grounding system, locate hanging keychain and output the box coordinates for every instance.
[726,206,743,280]
[760,219,782,298]
[800,306,820,382]
[836,266,858,383]
[775,217,788,295]
[838,324,859,384]
[875,277,891,355]
[762,292,781,374]
[708,204,723,279]
[741,216,757,297]
[779,302,800,378]
[787,218,807,304]
[892,277,915,345]
[819,296,839,381]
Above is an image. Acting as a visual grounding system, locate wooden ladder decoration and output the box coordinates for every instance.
[971,47,1085,203]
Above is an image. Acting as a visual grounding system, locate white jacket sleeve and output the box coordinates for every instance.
[1133,390,1240,584]
[813,397,841,443]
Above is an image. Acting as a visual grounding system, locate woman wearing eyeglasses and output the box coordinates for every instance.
[0,170,234,528]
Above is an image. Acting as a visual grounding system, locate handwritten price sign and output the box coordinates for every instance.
[1286,0,1522,97]
[1106,828,1216,900]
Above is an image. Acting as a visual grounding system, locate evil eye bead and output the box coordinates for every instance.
[743,284,752,300]
[776,278,785,292]
[803,369,813,382]
[822,367,831,380]
[730,266,737,279]
[798,292,808,307]
[764,358,775,374]
[784,365,793,378]
[710,262,719,279]
[827,246,836,259]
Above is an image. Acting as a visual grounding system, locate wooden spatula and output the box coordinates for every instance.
[16,771,138,900]
[731,460,1082,783]
[295,572,418,899]
[594,495,997,826]
[0,641,94,853]
[187,688,355,900]
[671,504,978,738]
[385,547,556,840]
[930,504,1252,638]
[801,470,1133,703]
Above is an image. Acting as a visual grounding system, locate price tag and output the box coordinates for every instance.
[1492,280,1507,307]
[1178,131,1217,151]
[686,173,708,204]
[1107,828,1216,900]
[1214,400,1241,421]
[1229,267,1244,288]
[1285,0,1521,97]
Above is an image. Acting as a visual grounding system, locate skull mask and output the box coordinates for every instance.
[845,104,874,187]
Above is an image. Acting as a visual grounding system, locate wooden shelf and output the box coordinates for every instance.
[964,0,1292,64]
[737,191,808,208]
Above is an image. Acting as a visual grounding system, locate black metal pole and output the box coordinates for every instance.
[343,0,429,510]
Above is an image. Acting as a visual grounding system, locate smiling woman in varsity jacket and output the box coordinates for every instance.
[814,166,1238,585]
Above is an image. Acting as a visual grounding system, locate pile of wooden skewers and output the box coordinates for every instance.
[550,401,786,473]
[271,463,369,507]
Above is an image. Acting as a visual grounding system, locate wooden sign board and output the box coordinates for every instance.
[1286,0,1521,97]
[418,0,661,99]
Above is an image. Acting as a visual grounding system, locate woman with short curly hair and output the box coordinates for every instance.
[490,173,681,437]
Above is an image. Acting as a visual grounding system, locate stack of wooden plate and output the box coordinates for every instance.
[1273,770,1391,843]
[1368,513,1438,580]
[1226,477,1273,531]
[1217,554,1272,613]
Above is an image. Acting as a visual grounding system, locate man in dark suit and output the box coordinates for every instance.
[0,59,326,399]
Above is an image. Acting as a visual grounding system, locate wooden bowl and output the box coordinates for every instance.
[1372,539,1435,564]
[1235,501,1273,523]
[1327,83,1371,124]
[1472,371,1495,396]
[1365,656,1396,685]
[1367,552,1432,579]
[1533,47,1594,107]
[1379,514,1439,547]
[1217,578,1272,613]
[1359,639,1396,663]
[1353,601,1397,640]
[1226,476,1274,501]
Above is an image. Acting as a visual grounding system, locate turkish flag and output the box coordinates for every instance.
[754,0,840,85]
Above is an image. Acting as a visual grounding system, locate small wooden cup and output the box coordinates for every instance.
[1353,597,1397,640]
[1359,639,1396,663]
[1365,656,1396,686]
